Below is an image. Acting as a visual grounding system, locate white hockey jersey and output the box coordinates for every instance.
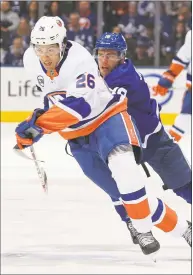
[23,41,127,139]
[171,30,192,89]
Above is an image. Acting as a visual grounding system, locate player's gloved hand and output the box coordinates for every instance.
[15,108,45,150]
[153,71,174,96]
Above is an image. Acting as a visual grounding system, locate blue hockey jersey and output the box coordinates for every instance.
[104,59,163,147]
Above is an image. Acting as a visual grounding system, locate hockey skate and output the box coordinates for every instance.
[136,231,160,256]
[182,221,192,247]
[126,219,138,244]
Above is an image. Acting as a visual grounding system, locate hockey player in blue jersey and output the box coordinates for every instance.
[69,32,191,245]
[91,32,192,243]
[93,32,191,202]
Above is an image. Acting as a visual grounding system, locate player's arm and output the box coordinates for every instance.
[154,30,191,96]
[15,72,94,149]
[36,69,97,132]
[35,92,91,133]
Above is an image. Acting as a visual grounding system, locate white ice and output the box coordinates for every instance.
[1,123,192,274]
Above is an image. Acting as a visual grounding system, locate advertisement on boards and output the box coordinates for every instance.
[1,67,187,124]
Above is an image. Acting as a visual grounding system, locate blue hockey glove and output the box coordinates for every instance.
[15,108,45,149]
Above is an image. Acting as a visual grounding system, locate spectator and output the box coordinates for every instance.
[160,2,173,36]
[103,2,128,32]
[172,20,187,52]
[109,1,128,16]
[118,2,146,39]
[163,1,184,17]
[0,0,191,68]
[77,1,96,30]
[112,26,122,33]
[26,1,39,29]
[11,1,28,17]
[142,21,175,65]
[177,4,192,23]
[67,12,94,53]
[132,36,154,66]
[11,17,31,49]
[0,1,20,51]
[45,1,69,26]
[141,21,155,56]
[4,36,25,66]
[137,1,155,18]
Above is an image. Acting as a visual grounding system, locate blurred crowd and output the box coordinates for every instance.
[0,0,192,67]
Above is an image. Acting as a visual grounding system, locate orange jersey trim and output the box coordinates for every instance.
[123,198,150,219]
[169,63,184,77]
[59,99,128,140]
[46,70,59,80]
[155,204,177,232]
[47,91,67,97]
[36,105,80,133]
[121,111,140,147]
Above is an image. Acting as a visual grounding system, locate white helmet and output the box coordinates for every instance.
[31,16,67,55]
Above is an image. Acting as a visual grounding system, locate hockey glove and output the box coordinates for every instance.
[15,108,45,150]
[153,71,175,96]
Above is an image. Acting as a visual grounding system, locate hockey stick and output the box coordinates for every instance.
[13,144,48,193]
[29,145,48,193]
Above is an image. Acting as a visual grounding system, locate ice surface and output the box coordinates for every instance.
[1,123,192,274]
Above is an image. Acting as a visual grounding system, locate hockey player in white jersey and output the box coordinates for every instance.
[15,16,191,256]
[154,30,191,142]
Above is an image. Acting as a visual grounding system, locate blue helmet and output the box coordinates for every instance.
[94,32,127,56]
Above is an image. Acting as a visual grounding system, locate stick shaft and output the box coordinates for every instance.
[30,146,48,192]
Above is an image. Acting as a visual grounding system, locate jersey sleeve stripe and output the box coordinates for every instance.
[54,101,83,121]
[173,56,189,66]
[36,105,80,133]
[49,95,91,119]
[169,62,185,76]
[59,99,128,139]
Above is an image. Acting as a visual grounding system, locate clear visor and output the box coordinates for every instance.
[94,49,124,61]
[34,44,60,57]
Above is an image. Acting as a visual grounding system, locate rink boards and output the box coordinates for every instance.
[1,67,187,125]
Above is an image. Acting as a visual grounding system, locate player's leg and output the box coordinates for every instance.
[169,89,191,142]
[108,147,191,248]
[69,134,191,251]
[111,197,138,244]
[69,136,160,254]
[147,129,192,204]
[151,198,191,247]
[69,138,121,199]
[95,112,161,254]
[111,196,191,247]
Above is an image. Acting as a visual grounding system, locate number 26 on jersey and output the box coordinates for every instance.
[76,73,95,89]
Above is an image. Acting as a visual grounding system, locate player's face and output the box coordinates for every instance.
[97,49,122,77]
[34,44,60,71]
